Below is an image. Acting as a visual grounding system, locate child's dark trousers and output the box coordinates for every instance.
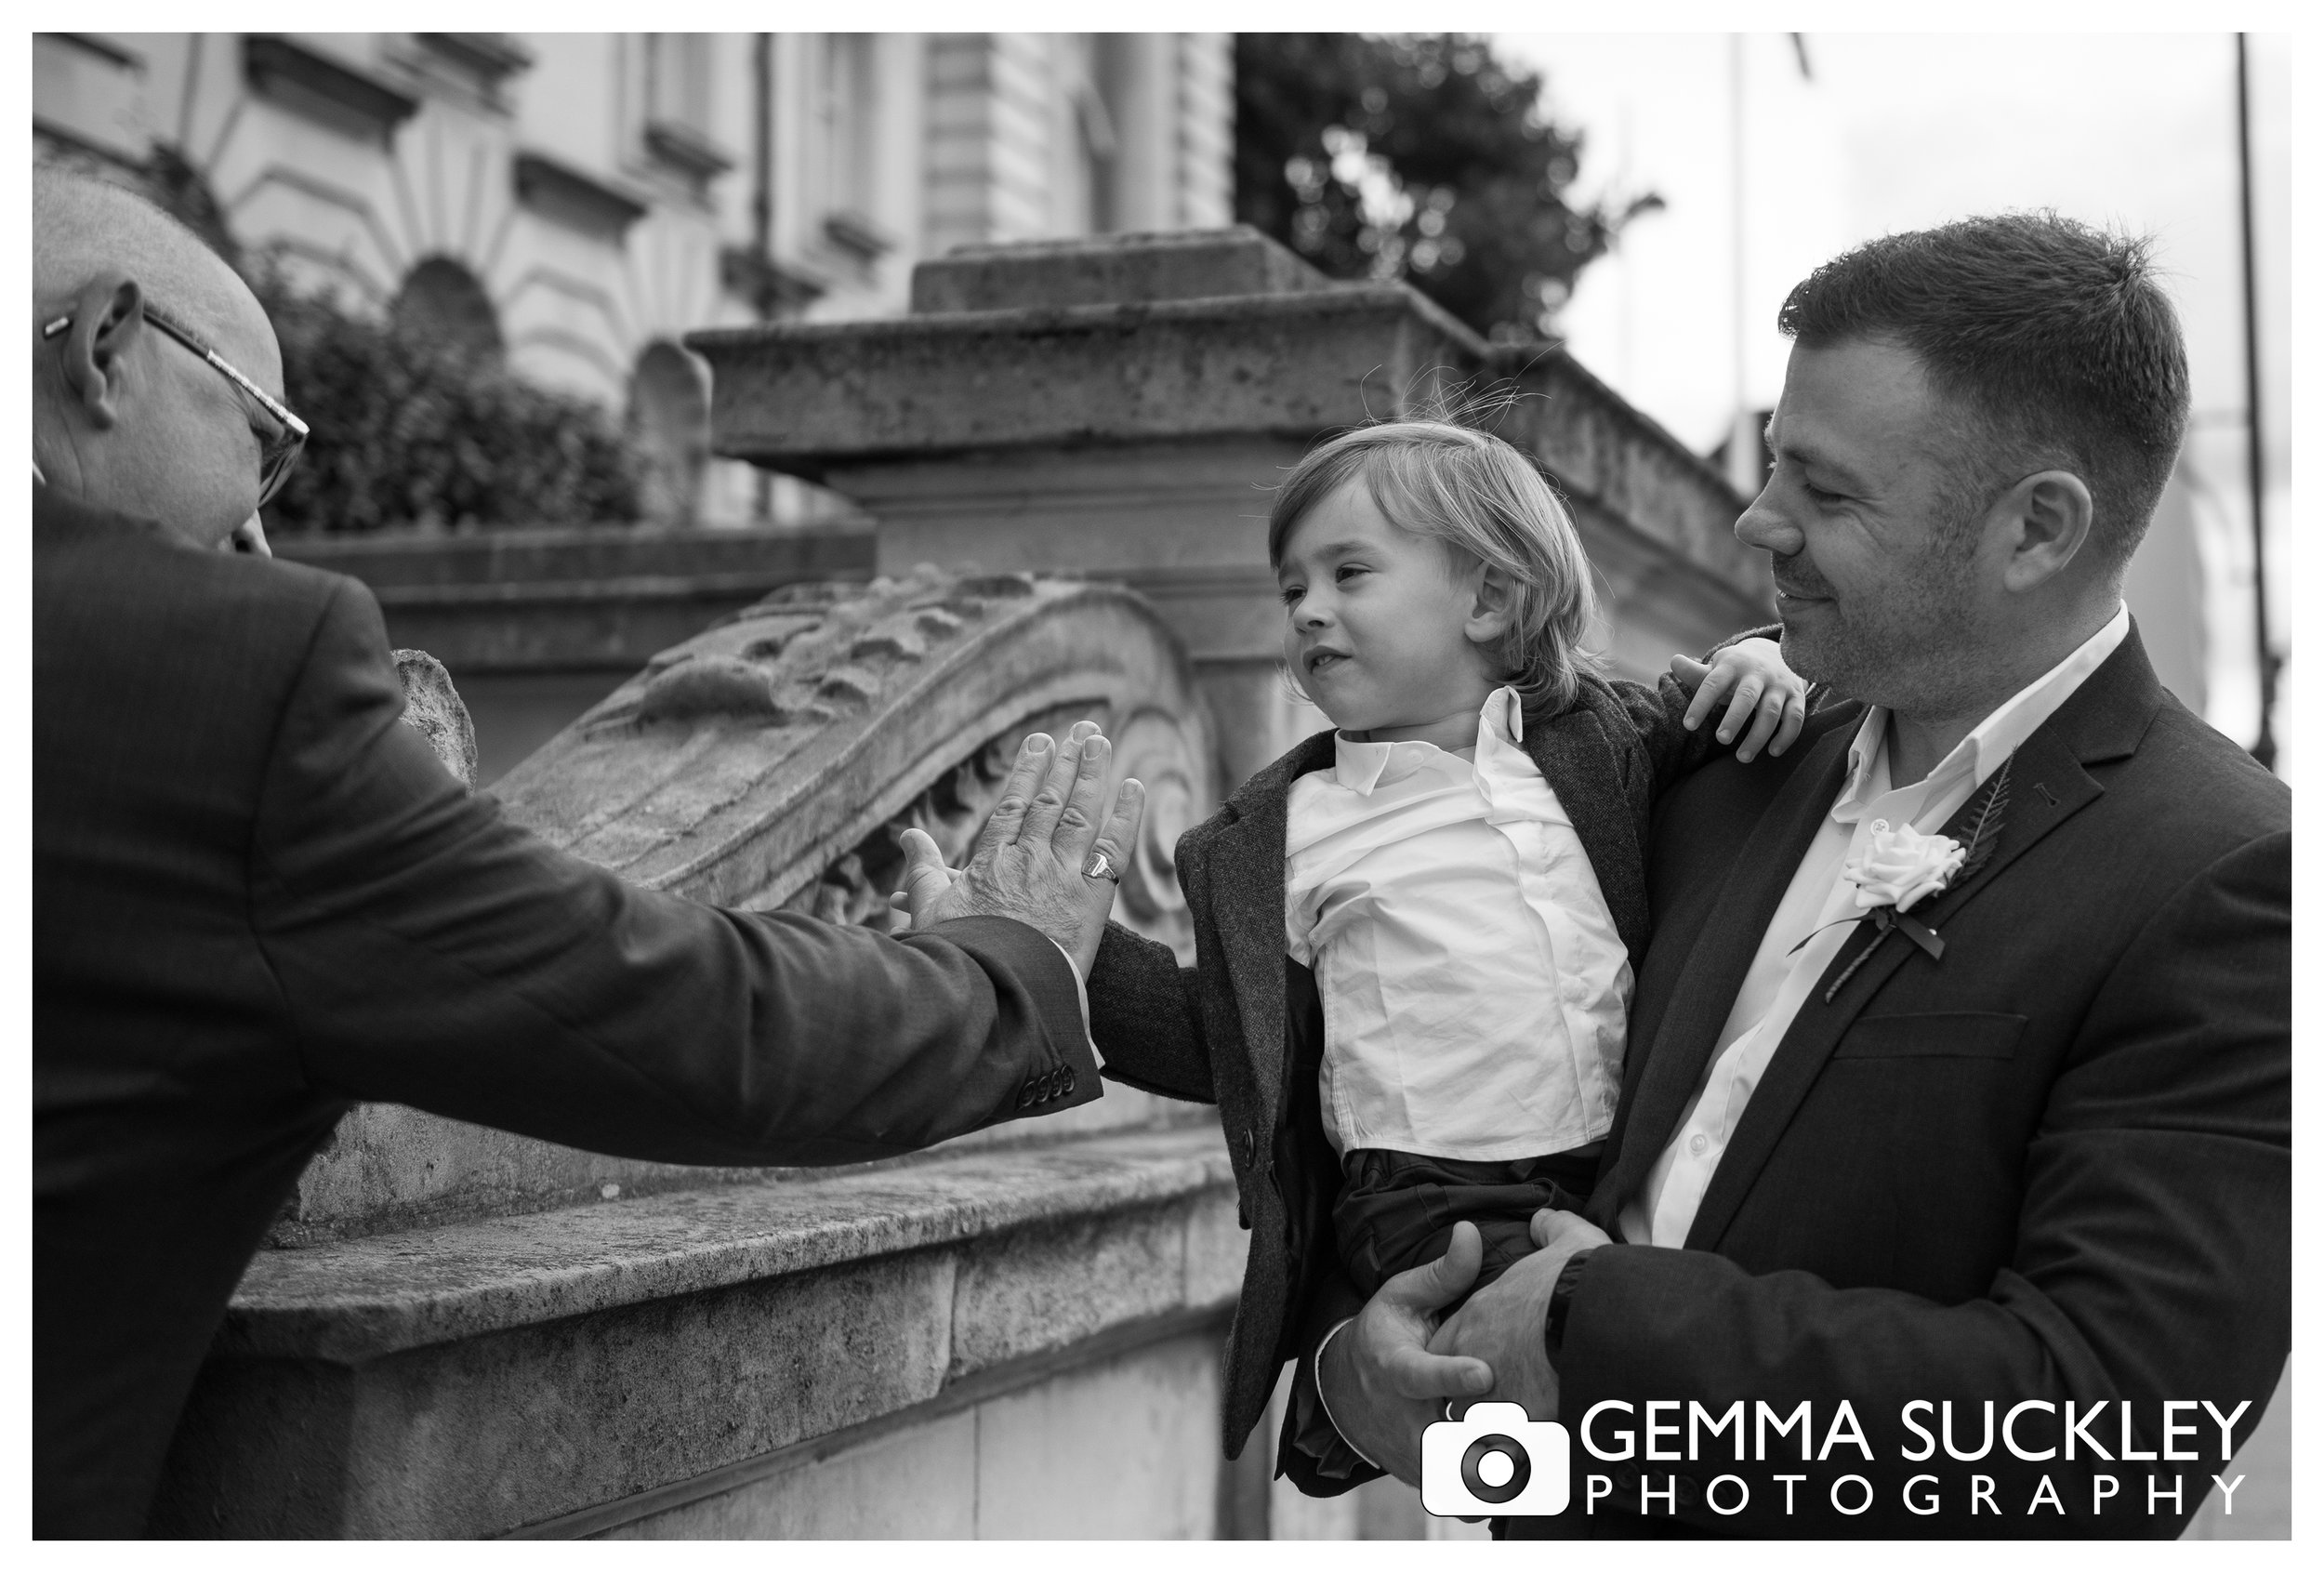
[1333,1146,1602,1300]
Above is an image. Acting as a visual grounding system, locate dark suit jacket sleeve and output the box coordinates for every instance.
[1086,921,1217,1104]
[246,578,1099,1167]
[1604,624,1783,798]
[1558,830,2291,1535]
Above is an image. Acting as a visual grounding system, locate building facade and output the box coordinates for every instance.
[32,32,1235,525]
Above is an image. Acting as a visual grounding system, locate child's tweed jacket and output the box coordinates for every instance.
[1088,665,1725,1470]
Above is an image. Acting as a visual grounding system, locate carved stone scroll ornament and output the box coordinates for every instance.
[492,563,1214,959]
[273,567,1216,1248]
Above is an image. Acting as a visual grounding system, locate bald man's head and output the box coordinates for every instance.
[33,166,287,545]
[33,167,253,341]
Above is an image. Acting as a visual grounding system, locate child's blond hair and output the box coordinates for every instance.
[1267,419,1602,715]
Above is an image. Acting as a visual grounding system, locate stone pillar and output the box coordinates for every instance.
[923,34,1055,255]
[1102,34,1232,232]
[688,225,1772,794]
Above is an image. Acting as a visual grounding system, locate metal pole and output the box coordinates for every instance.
[752,32,774,522]
[1726,33,1758,499]
[2237,33,2277,771]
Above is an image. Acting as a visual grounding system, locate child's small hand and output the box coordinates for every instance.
[1670,638,1808,762]
[888,828,958,931]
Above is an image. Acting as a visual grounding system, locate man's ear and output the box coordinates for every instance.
[54,274,147,432]
[1994,469,2095,592]
[1466,562,1520,645]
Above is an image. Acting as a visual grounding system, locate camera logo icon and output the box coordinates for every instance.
[1420,1401,1569,1517]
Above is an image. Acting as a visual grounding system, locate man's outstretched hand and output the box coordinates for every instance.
[891,720,1143,976]
[1317,1222,1498,1486]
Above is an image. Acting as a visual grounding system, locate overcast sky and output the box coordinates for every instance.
[1498,31,2291,466]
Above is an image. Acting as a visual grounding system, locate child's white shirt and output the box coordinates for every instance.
[1284,686,1630,1161]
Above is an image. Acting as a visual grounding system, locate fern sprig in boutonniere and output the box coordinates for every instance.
[1814,757,2014,1004]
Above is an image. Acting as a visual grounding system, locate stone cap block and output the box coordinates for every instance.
[219,1124,1233,1363]
[908,225,1337,314]
[688,286,1487,473]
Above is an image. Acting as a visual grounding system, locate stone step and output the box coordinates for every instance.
[153,1123,1244,1537]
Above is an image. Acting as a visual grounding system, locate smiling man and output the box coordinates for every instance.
[1290,214,2291,1537]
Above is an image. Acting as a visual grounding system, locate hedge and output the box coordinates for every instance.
[258,281,642,534]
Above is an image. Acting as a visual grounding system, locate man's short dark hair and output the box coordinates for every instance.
[1777,212,2190,575]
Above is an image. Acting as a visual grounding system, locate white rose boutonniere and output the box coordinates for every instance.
[1807,758,2016,1004]
[1844,821,1967,914]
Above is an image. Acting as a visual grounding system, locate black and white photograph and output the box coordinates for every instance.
[24,16,2296,1543]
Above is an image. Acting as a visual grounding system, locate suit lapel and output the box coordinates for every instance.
[1681,631,2162,1250]
[1593,722,1861,1216]
[1526,704,1651,959]
[1206,734,1337,1121]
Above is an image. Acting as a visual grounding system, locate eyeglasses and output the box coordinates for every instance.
[42,300,309,508]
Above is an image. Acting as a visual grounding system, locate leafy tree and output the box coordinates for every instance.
[1234,33,1658,343]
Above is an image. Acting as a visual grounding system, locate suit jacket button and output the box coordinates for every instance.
[1058,1067,1076,1095]
[1242,1131,1257,1166]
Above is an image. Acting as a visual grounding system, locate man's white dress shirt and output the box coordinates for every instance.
[1618,604,2130,1248]
[1285,686,1630,1161]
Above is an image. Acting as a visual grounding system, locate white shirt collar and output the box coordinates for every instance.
[1331,687,1521,797]
[1832,603,2132,824]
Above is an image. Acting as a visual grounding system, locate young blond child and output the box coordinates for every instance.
[1257,419,1804,1296]
[905,417,1805,1314]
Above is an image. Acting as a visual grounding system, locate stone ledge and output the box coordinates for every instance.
[690,282,1485,359]
[224,1124,1235,1364]
[689,286,1486,471]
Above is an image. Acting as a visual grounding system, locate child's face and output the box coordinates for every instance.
[1275,481,1501,737]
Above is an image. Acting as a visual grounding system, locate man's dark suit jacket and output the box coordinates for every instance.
[33,491,1098,1538]
[1088,668,1722,1471]
[1313,626,2290,1537]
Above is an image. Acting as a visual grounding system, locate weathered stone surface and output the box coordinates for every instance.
[230,1125,1233,1363]
[391,649,475,786]
[909,225,1334,314]
[1491,346,1770,610]
[272,1077,1205,1248]
[156,1253,958,1537]
[491,567,1216,930]
[690,286,1484,472]
[156,1127,1241,1537]
[273,523,876,675]
[947,1202,1199,1378]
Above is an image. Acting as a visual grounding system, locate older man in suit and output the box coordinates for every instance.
[1295,214,2289,1537]
[33,167,1142,1537]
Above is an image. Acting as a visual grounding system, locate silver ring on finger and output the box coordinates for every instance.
[1443,1399,1459,1422]
[1082,848,1123,883]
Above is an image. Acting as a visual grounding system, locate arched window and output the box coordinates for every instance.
[390,257,503,363]
[628,341,710,527]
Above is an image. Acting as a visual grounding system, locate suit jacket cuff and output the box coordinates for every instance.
[1278,1271,1384,1495]
[922,914,1101,1115]
[1543,1247,1599,1370]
